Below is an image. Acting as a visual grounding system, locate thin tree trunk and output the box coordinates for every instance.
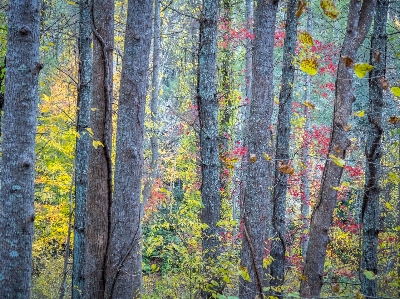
[270,0,299,293]
[300,0,377,297]
[85,0,114,297]
[300,0,313,262]
[361,0,388,296]
[104,1,152,298]
[196,0,221,297]
[0,1,41,298]
[142,0,161,210]
[239,0,278,297]
[72,1,93,297]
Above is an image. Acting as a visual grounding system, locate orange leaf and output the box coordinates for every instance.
[278,162,295,175]
[389,116,400,124]
[296,0,307,18]
[341,55,354,67]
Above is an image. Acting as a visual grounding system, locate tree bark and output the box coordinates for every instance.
[104,0,152,298]
[270,0,299,293]
[196,0,221,296]
[239,0,278,298]
[72,1,93,298]
[300,0,377,297]
[142,0,161,210]
[0,0,41,298]
[85,0,114,298]
[361,0,388,296]
[300,4,313,261]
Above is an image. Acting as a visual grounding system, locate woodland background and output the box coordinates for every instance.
[0,0,399,298]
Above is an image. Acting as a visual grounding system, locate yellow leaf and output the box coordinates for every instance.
[354,63,374,78]
[385,202,393,210]
[329,154,345,167]
[388,172,400,183]
[92,140,104,149]
[303,101,315,109]
[298,31,313,47]
[86,128,94,136]
[320,0,339,19]
[356,291,365,299]
[300,58,318,76]
[353,110,365,117]
[331,185,340,191]
[238,266,251,282]
[391,86,400,97]
[250,154,257,163]
[263,153,271,161]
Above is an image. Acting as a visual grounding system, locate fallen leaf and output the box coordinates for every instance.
[278,162,295,175]
[298,31,313,47]
[300,58,318,76]
[296,0,307,18]
[320,0,339,19]
[303,101,315,109]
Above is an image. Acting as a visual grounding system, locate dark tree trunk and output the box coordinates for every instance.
[196,0,221,297]
[85,0,114,298]
[239,0,278,298]
[72,0,93,298]
[0,0,41,298]
[270,0,299,293]
[361,0,388,296]
[142,0,161,210]
[104,0,152,298]
[300,0,377,297]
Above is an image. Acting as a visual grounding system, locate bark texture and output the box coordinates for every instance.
[72,0,93,298]
[104,1,152,298]
[196,0,221,296]
[361,0,388,296]
[300,0,377,297]
[85,0,114,298]
[142,0,161,209]
[0,1,41,298]
[270,0,299,293]
[239,0,278,297]
[300,4,313,260]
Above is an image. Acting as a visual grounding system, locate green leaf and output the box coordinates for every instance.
[238,266,251,282]
[329,154,345,167]
[363,270,376,280]
[354,63,374,78]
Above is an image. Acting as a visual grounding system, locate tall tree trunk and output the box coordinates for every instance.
[104,0,152,298]
[300,0,377,297]
[0,0,41,298]
[72,1,93,298]
[300,3,313,260]
[270,0,299,293]
[361,0,388,296]
[239,0,278,297]
[85,0,114,297]
[142,0,161,210]
[196,0,221,296]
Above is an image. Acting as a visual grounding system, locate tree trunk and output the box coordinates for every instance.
[300,0,377,297]
[85,0,114,298]
[270,0,299,293]
[142,0,161,210]
[72,1,93,298]
[196,0,221,296]
[239,0,278,297]
[361,0,388,296]
[0,0,41,298]
[104,0,152,298]
[300,4,313,261]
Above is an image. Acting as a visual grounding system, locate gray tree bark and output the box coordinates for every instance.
[0,0,41,298]
[104,1,152,298]
[361,0,388,296]
[142,0,161,210]
[239,0,278,297]
[270,0,299,294]
[85,0,114,298]
[196,0,221,297]
[300,4,313,261]
[300,0,377,297]
[72,0,93,298]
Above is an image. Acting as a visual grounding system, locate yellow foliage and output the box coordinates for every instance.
[391,86,400,97]
[354,63,374,78]
[320,0,339,19]
[300,58,318,76]
[329,154,345,167]
[298,31,313,47]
